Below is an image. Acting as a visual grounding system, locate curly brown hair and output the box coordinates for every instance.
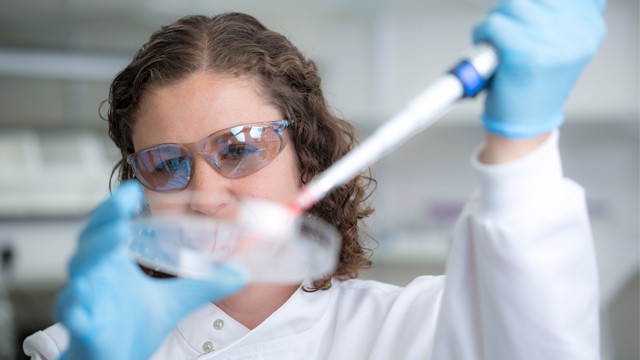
[105,12,375,291]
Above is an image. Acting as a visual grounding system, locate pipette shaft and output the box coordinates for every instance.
[289,43,499,214]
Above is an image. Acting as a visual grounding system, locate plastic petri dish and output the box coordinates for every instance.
[127,192,341,283]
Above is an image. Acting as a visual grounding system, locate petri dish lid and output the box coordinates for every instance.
[127,193,341,283]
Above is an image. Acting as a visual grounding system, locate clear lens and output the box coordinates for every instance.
[211,124,284,178]
[127,192,341,283]
[128,122,287,191]
[130,145,192,191]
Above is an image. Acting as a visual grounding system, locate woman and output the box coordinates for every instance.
[24,1,606,359]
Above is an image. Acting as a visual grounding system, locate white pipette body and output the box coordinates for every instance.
[292,43,499,213]
[296,75,463,209]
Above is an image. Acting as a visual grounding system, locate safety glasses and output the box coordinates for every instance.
[127,120,291,191]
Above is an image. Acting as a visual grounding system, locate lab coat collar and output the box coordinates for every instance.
[174,278,336,355]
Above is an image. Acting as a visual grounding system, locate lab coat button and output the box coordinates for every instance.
[202,341,214,353]
[213,319,224,330]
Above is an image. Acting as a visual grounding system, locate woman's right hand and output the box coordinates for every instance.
[55,181,247,360]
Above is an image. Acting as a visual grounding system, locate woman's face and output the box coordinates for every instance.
[132,71,301,218]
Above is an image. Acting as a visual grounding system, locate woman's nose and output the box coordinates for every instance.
[186,154,236,219]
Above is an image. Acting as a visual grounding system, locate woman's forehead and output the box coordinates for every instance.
[132,72,281,148]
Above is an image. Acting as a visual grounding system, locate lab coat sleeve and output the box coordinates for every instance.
[23,323,68,360]
[431,131,599,359]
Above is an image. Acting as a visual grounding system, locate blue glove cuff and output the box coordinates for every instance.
[482,113,564,139]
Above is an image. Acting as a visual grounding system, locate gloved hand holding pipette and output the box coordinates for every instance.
[54,181,247,360]
[474,0,606,139]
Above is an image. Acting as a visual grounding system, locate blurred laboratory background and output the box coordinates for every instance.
[0,0,637,359]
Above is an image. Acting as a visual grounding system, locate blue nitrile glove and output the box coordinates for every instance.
[54,181,247,360]
[474,0,606,139]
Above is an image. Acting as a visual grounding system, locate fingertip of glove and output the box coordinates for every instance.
[54,287,92,338]
[482,113,564,139]
[471,15,511,54]
[102,181,144,220]
[52,287,69,324]
[114,180,144,210]
[471,20,488,46]
[85,181,143,228]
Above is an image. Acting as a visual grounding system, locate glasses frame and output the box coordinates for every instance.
[126,120,291,191]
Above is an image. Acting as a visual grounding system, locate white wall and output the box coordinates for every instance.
[0,0,637,127]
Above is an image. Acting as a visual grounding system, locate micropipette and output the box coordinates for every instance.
[287,43,499,216]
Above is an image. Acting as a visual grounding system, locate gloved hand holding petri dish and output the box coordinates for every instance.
[127,191,341,283]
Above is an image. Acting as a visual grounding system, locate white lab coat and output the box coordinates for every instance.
[23,131,600,359]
